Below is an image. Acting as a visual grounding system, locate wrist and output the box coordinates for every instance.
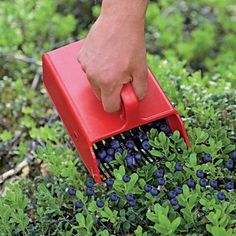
[101,0,148,24]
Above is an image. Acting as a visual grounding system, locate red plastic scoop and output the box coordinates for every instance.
[42,40,190,184]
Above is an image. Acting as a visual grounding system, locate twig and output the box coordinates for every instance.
[0,54,41,66]
[31,67,42,90]
[0,141,37,185]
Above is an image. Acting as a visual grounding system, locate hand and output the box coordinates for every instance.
[77,0,148,112]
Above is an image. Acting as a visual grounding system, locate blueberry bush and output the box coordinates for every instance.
[0,0,235,235]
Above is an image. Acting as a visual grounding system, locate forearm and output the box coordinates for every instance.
[101,0,148,23]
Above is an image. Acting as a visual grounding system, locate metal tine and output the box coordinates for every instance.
[119,129,154,163]
[94,142,114,177]
[101,161,114,178]
[113,133,143,170]
[99,166,108,180]
[134,159,143,168]
[105,161,114,172]
[114,134,127,150]
[129,129,155,163]
[104,137,113,147]
[136,154,147,166]
[121,130,152,164]
[96,141,105,149]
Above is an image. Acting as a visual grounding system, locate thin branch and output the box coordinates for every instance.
[0,54,42,66]
[0,141,37,185]
[31,67,42,89]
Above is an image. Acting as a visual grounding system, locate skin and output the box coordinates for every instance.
[77,0,149,112]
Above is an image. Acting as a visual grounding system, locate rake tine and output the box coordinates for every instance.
[129,131,154,163]
[99,166,107,180]
[101,161,114,178]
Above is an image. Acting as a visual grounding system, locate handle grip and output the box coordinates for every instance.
[120,83,139,125]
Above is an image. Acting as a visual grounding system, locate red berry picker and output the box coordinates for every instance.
[42,40,190,184]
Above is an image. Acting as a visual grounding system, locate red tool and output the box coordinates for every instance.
[42,40,190,184]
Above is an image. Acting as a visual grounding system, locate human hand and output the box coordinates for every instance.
[77,0,148,112]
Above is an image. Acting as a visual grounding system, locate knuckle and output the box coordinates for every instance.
[86,67,96,79]
[100,77,112,87]
[77,51,83,63]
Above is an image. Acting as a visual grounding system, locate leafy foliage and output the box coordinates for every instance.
[0,0,235,235]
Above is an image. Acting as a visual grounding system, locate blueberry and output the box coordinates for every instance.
[75,200,83,209]
[210,180,218,189]
[225,160,234,170]
[126,155,135,167]
[105,155,113,163]
[170,198,179,206]
[156,169,164,178]
[142,140,151,150]
[146,122,155,129]
[128,200,136,207]
[86,188,94,196]
[97,159,101,167]
[231,151,236,160]
[110,193,118,202]
[142,134,148,140]
[166,131,173,137]
[136,131,144,140]
[160,124,170,133]
[86,179,94,188]
[110,139,120,149]
[199,178,207,187]
[123,174,131,183]
[107,148,115,156]
[203,154,212,163]
[196,170,204,178]
[96,200,104,208]
[144,184,152,192]
[134,152,142,161]
[116,147,123,154]
[126,140,135,149]
[126,193,134,201]
[158,177,165,185]
[175,163,183,171]
[105,178,114,187]
[123,131,132,138]
[154,121,162,128]
[68,187,76,196]
[226,181,234,190]
[175,186,183,195]
[187,179,195,188]
[151,187,159,196]
[217,192,225,201]
[169,191,176,199]
[97,150,106,160]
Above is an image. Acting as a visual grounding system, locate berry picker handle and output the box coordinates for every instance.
[120,83,139,125]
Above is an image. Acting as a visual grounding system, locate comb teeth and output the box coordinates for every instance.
[93,118,172,181]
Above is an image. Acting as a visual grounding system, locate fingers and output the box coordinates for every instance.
[77,52,102,100]
[101,85,123,112]
[131,67,148,101]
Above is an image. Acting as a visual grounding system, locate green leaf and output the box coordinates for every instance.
[134,226,144,236]
[189,153,197,166]
[146,212,158,223]
[126,173,139,193]
[171,217,181,232]
[183,184,190,197]
[159,132,167,144]
[76,213,86,228]
[150,149,162,157]
[0,131,12,141]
